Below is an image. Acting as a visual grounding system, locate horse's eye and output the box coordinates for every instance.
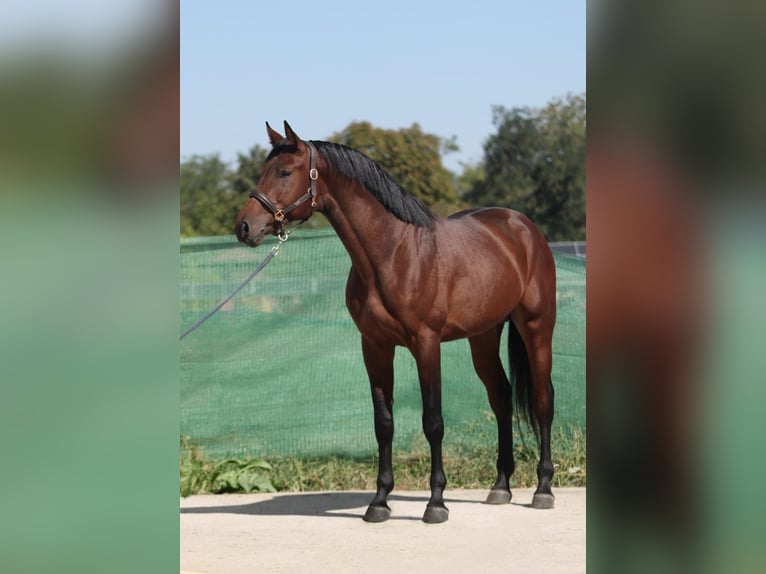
[280,170,291,178]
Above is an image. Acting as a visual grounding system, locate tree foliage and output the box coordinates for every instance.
[180,145,268,236]
[180,154,232,236]
[231,145,268,196]
[329,121,461,216]
[180,101,585,239]
[464,93,585,241]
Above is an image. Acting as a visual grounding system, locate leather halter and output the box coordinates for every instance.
[249,141,319,235]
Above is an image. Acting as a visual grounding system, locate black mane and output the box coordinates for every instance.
[310,140,437,228]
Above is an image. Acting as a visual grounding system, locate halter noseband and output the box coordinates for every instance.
[248,141,319,235]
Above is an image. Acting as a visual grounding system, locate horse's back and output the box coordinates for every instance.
[448,205,540,232]
[444,206,552,267]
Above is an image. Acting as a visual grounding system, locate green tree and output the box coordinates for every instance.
[465,93,586,241]
[180,154,238,236]
[455,162,486,199]
[329,121,462,216]
[230,145,268,195]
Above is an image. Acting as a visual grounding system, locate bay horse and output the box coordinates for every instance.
[235,121,557,523]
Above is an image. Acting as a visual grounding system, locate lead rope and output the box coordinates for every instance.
[180,228,294,341]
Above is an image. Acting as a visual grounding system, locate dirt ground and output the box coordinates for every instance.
[180,487,585,573]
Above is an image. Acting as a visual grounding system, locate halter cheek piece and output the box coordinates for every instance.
[248,141,319,236]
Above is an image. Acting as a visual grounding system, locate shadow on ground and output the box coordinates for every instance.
[180,491,518,520]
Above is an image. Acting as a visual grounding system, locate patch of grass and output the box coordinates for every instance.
[180,426,585,496]
[180,436,275,496]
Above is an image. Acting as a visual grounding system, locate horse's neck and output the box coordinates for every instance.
[321,178,414,281]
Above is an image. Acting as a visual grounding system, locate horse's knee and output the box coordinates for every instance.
[422,413,444,441]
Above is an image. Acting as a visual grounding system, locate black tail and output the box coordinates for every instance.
[507,320,539,440]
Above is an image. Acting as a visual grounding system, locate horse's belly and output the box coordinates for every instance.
[439,276,524,340]
[439,310,512,341]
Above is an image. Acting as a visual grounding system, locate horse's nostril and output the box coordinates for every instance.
[240,220,249,236]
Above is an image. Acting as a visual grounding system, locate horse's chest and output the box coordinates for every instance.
[345,270,413,345]
[346,289,409,345]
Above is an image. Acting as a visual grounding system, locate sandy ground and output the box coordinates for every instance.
[180,487,585,574]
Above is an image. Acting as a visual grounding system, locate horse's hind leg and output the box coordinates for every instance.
[361,337,396,523]
[469,325,515,504]
[511,309,556,509]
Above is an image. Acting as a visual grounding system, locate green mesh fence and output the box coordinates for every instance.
[180,229,585,459]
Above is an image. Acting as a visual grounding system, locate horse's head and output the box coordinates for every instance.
[235,121,319,247]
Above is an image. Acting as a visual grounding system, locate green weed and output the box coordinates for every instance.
[180,436,276,496]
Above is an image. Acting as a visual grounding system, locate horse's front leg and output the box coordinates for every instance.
[414,332,449,523]
[361,337,396,523]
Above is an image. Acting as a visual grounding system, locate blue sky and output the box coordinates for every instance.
[181,1,585,172]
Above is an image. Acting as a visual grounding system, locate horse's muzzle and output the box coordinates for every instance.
[235,217,265,247]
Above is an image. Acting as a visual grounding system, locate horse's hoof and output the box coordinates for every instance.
[363,504,391,523]
[422,504,449,524]
[485,488,512,505]
[531,493,555,509]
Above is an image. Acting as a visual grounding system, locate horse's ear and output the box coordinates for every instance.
[283,121,301,147]
[266,122,284,147]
